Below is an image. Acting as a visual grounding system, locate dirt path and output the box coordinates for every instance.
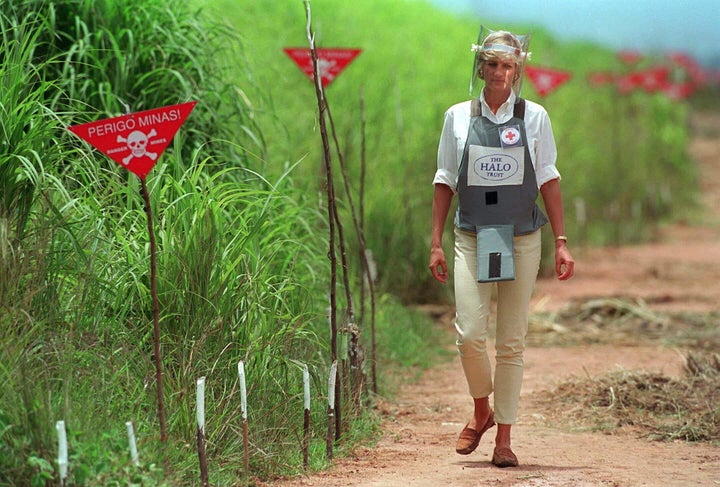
[270,111,720,487]
[532,111,720,315]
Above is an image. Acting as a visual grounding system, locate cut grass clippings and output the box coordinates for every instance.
[529,297,720,350]
[529,299,720,443]
[538,352,720,442]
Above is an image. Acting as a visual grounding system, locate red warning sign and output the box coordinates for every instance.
[283,48,362,87]
[617,50,643,65]
[68,101,197,179]
[524,66,572,97]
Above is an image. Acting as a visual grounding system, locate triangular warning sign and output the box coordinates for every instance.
[68,101,197,179]
[283,48,361,87]
[617,50,643,65]
[587,71,616,87]
[524,66,572,97]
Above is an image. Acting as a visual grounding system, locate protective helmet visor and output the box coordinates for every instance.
[469,26,531,100]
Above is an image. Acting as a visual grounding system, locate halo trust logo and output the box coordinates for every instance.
[473,154,521,182]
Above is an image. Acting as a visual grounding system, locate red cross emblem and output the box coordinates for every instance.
[500,127,521,146]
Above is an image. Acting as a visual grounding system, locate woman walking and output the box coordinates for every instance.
[429,28,575,468]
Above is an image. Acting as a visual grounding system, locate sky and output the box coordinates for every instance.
[428,0,720,67]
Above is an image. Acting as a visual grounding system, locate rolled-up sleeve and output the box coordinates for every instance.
[433,107,461,191]
[531,108,561,187]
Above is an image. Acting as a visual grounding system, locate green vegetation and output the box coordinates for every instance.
[0,0,707,484]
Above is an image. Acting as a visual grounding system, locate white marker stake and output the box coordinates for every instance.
[56,420,68,483]
[328,361,337,411]
[196,377,209,486]
[238,360,249,475]
[326,361,337,460]
[303,364,310,412]
[238,361,247,420]
[126,421,140,466]
[196,377,206,433]
[303,364,311,467]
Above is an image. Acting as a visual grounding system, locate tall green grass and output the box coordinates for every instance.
[1,0,446,484]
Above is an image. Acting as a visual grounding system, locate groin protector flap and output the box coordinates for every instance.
[476,224,515,282]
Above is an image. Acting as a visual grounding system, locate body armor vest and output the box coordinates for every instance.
[455,98,548,235]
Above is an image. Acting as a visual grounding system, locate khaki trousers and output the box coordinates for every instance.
[453,227,541,424]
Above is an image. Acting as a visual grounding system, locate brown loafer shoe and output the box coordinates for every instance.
[491,446,519,467]
[455,411,495,455]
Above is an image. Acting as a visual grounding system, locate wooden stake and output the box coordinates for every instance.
[140,178,167,443]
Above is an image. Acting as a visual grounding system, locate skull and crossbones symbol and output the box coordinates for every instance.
[117,129,158,165]
[318,58,337,83]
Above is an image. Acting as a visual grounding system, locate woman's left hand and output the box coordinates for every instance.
[555,243,575,280]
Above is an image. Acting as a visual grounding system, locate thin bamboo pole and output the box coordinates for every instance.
[303,0,341,440]
[140,178,167,444]
[320,41,377,401]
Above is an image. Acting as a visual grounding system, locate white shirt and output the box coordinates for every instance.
[433,90,560,191]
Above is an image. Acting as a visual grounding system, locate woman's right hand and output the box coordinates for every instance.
[430,184,454,284]
[429,246,448,283]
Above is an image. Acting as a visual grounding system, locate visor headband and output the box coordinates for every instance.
[471,43,530,61]
[471,43,522,57]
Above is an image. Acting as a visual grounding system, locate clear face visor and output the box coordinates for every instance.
[469,26,532,100]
